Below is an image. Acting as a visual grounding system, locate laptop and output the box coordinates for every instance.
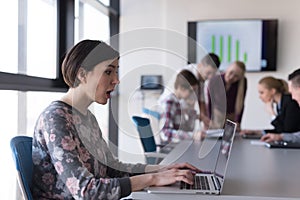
[147,119,237,195]
[265,141,300,149]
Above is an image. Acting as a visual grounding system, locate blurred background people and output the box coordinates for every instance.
[241,76,300,137]
[159,70,200,143]
[260,69,300,143]
[183,53,221,128]
[207,61,247,130]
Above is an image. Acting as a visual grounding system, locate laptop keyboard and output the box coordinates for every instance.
[180,175,210,190]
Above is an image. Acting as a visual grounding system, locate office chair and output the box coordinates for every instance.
[142,107,161,120]
[132,116,167,164]
[10,136,33,200]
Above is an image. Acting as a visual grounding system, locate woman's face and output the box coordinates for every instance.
[199,64,217,80]
[258,83,274,103]
[85,58,120,105]
[224,64,244,85]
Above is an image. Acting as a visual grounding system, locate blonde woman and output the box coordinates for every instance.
[241,76,300,137]
[207,61,247,130]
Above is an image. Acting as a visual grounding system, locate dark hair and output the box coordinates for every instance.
[288,68,300,87]
[259,76,288,94]
[201,53,221,69]
[174,69,198,90]
[62,40,119,88]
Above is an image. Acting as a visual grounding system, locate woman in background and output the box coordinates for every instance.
[207,61,247,130]
[31,40,200,199]
[240,76,300,136]
[260,69,300,143]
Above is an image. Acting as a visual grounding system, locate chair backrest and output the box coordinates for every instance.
[132,116,157,152]
[10,136,33,200]
[142,107,161,120]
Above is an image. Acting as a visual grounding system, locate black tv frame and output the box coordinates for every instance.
[188,19,278,72]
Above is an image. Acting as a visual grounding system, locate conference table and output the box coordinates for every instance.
[131,136,300,200]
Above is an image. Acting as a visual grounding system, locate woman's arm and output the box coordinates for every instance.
[131,162,201,191]
[130,169,194,191]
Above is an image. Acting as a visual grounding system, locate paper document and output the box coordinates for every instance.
[250,140,267,146]
[205,129,224,138]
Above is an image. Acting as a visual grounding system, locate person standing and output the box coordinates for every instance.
[207,61,247,130]
[183,53,221,128]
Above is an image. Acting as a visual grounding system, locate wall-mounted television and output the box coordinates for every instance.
[188,19,278,71]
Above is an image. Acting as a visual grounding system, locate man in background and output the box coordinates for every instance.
[183,53,221,128]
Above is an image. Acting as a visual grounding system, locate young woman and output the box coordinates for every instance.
[241,76,300,136]
[207,61,247,130]
[261,69,300,143]
[31,40,200,199]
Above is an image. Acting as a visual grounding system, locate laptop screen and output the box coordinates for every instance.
[214,120,236,179]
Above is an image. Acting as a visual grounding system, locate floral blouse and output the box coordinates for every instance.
[32,101,146,199]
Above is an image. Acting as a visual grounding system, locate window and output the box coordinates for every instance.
[75,0,110,42]
[0,0,119,197]
[27,0,57,78]
[0,1,18,74]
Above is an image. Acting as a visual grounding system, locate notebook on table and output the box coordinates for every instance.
[147,119,237,195]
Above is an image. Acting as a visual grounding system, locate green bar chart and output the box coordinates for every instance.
[211,34,248,63]
[196,20,262,71]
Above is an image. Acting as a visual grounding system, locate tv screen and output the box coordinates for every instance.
[188,19,278,71]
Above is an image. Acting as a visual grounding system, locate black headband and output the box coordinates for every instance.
[82,42,119,70]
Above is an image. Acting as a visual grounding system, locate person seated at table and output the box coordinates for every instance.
[31,40,201,199]
[207,61,247,130]
[240,76,300,137]
[261,69,300,143]
[159,69,200,144]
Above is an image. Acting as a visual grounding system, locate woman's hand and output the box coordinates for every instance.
[193,130,206,141]
[261,133,283,143]
[151,168,195,186]
[130,162,201,191]
[200,113,210,129]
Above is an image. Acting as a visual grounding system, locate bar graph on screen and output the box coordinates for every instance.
[196,20,263,71]
[211,35,248,64]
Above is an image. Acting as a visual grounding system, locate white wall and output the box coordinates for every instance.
[118,0,300,162]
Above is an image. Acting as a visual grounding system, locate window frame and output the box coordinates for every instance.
[0,0,119,93]
[0,0,120,154]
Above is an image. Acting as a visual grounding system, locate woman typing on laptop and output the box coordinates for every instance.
[31,40,201,200]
